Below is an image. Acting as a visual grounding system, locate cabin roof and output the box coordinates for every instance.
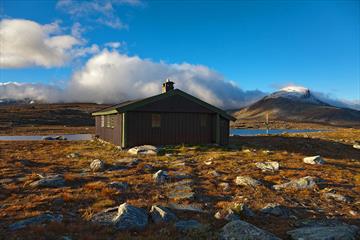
[92,89,236,121]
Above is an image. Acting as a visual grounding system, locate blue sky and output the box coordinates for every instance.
[0,0,359,105]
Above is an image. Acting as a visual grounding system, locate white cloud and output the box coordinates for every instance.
[104,41,123,49]
[65,49,265,108]
[56,0,143,30]
[0,19,82,68]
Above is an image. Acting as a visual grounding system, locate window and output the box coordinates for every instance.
[106,115,111,128]
[101,116,105,127]
[110,115,115,128]
[152,114,161,128]
[200,115,207,127]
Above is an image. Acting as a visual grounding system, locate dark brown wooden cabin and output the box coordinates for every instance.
[92,80,236,148]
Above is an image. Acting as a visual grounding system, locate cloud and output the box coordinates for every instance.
[0,19,83,68]
[56,0,143,30]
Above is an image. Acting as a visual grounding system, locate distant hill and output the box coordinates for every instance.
[233,86,360,128]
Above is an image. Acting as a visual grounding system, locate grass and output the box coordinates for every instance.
[0,128,359,239]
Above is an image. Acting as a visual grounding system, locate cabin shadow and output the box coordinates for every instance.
[229,135,360,161]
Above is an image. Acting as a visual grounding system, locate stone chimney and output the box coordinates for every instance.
[162,78,175,93]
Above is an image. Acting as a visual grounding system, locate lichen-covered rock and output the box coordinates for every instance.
[220,220,281,240]
[261,203,292,218]
[287,220,359,240]
[9,213,63,230]
[174,220,204,232]
[235,176,261,187]
[255,161,280,172]
[29,174,65,188]
[150,205,177,224]
[273,176,317,190]
[323,192,350,203]
[232,203,255,217]
[128,145,158,155]
[90,159,105,172]
[113,203,148,231]
[303,155,325,165]
[153,170,168,184]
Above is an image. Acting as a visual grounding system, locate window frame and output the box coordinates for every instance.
[101,116,105,128]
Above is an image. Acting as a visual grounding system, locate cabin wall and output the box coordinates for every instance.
[219,116,230,145]
[125,112,215,147]
[95,114,122,146]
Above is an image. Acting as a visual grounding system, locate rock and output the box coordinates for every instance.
[255,161,280,172]
[214,209,240,221]
[235,176,261,187]
[210,170,220,177]
[116,158,140,167]
[113,203,148,231]
[261,203,291,218]
[167,203,205,213]
[232,203,255,217]
[150,205,177,224]
[242,149,252,153]
[273,176,317,190]
[172,172,192,180]
[353,144,360,150]
[219,182,230,191]
[166,179,194,200]
[153,170,168,184]
[174,220,204,232]
[204,160,213,165]
[303,155,325,165]
[67,152,80,158]
[108,182,129,191]
[287,221,359,240]
[29,174,65,188]
[220,220,281,240]
[90,159,105,172]
[324,192,350,203]
[128,145,158,155]
[9,213,63,230]
[91,207,118,225]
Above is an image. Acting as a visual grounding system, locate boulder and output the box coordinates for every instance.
[273,176,317,190]
[214,209,240,221]
[150,205,177,224]
[232,203,255,217]
[29,174,65,188]
[353,144,360,150]
[153,170,168,184]
[323,192,350,203]
[220,220,281,240]
[91,207,118,225]
[235,176,261,187]
[303,155,325,165]
[108,182,129,191]
[113,203,148,231]
[67,152,80,158]
[90,159,105,172]
[287,221,359,240]
[261,203,291,218]
[9,213,63,230]
[116,158,140,167]
[219,182,230,191]
[174,220,204,232]
[128,145,158,155]
[255,161,279,172]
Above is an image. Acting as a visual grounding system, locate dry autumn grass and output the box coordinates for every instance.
[0,128,359,239]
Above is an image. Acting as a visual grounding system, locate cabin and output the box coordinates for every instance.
[92,79,236,148]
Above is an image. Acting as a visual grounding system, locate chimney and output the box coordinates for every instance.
[162,78,175,93]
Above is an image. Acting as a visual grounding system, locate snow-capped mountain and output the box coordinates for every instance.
[233,87,360,127]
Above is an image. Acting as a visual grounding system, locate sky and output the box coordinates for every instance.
[0,0,359,108]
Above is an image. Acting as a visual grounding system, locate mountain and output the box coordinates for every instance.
[233,86,360,128]
[0,98,38,105]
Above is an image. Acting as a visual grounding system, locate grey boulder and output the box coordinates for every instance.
[113,203,148,231]
[273,176,317,190]
[9,213,63,230]
[153,170,168,184]
[261,203,292,218]
[29,174,65,188]
[220,220,281,240]
[90,159,105,172]
[150,205,177,224]
[255,161,280,172]
[235,176,261,187]
[128,145,158,155]
[303,156,325,165]
[174,220,204,232]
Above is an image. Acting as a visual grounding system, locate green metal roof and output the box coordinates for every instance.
[92,89,236,121]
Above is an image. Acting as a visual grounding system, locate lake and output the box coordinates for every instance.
[0,134,92,141]
[230,129,323,136]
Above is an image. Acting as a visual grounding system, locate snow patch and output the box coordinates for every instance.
[280,86,309,94]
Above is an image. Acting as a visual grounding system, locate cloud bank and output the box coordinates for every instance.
[0,19,98,68]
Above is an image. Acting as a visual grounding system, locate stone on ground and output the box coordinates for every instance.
[353,144,360,150]
[113,203,148,231]
[90,159,105,172]
[261,203,292,218]
[153,170,169,184]
[214,209,240,221]
[255,161,280,172]
[116,158,140,167]
[150,205,177,224]
[166,179,194,200]
[303,155,325,165]
[29,174,65,188]
[219,182,230,191]
[323,192,350,203]
[273,176,317,190]
[108,182,129,191]
[287,220,359,240]
[220,220,281,240]
[235,176,261,187]
[67,152,80,158]
[232,203,255,217]
[128,145,158,155]
[9,213,63,230]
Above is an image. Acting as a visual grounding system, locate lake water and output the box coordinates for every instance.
[230,129,323,136]
[0,134,92,141]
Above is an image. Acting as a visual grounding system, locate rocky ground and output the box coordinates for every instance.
[0,128,359,239]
